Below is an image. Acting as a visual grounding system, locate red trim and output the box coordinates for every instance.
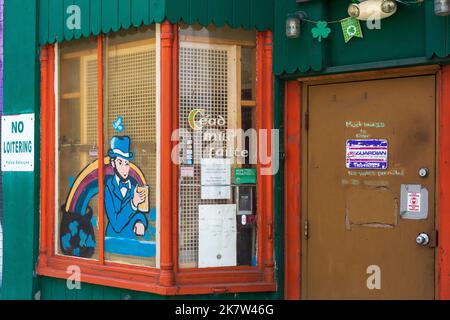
[256,32,264,271]
[438,66,450,300]
[37,22,276,296]
[39,46,49,267]
[284,81,301,300]
[159,21,175,286]
[48,46,56,259]
[97,35,105,264]
[172,24,180,275]
[262,31,275,283]
[39,45,56,267]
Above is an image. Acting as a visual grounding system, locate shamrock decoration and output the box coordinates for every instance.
[312,21,331,42]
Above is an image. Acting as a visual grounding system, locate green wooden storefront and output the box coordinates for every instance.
[2,0,281,300]
[2,0,450,300]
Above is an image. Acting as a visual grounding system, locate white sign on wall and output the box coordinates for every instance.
[1,114,35,172]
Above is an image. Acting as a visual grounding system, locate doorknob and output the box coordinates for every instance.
[416,232,430,246]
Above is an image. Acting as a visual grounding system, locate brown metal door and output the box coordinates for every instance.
[304,75,436,300]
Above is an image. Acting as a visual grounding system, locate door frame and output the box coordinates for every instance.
[283,65,450,300]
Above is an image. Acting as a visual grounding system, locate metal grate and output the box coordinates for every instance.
[106,48,157,142]
[85,57,98,145]
[178,42,237,268]
[106,46,157,208]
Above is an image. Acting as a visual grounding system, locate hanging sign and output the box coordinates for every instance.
[1,114,35,172]
[341,17,363,43]
[346,139,388,170]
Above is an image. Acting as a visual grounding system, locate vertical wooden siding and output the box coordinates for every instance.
[2,0,40,299]
[0,0,4,291]
[164,0,273,30]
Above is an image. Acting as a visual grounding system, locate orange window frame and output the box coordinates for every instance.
[37,21,276,295]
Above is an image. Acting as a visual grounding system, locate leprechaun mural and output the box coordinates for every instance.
[105,136,148,238]
[59,134,155,259]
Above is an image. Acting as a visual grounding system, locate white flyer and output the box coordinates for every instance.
[407,192,421,213]
[201,158,231,200]
[198,204,237,268]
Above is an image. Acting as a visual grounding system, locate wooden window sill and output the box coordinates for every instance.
[37,255,276,296]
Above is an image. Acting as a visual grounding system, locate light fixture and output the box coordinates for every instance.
[348,4,360,18]
[286,11,307,39]
[348,0,397,21]
[435,0,450,16]
[381,0,397,14]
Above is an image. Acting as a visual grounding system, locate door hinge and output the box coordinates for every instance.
[304,112,309,131]
[304,220,309,240]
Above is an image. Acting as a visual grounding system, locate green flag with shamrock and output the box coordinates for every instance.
[341,17,363,43]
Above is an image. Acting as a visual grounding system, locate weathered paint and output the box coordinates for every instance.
[283,81,301,300]
[38,0,274,45]
[280,66,450,299]
[274,0,450,75]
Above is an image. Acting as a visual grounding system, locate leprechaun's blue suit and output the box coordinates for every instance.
[104,175,148,238]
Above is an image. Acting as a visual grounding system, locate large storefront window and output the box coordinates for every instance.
[56,28,158,267]
[178,25,258,268]
[104,27,158,267]
[39,21,275,295]
[58,38,100,260]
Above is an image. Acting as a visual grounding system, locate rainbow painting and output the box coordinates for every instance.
[62,157,156,258]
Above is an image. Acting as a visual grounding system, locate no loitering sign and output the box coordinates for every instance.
[1,114,35,172]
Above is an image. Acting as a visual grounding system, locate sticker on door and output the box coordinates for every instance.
[407,192,421,213]
[346,139,388,170]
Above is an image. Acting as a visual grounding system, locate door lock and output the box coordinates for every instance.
[416,232,430,246]
[418,168,429,178]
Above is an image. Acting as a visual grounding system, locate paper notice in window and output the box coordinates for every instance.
[201,158,231,200]
[198,204,237,268]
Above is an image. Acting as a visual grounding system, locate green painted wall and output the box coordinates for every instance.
[39,0,274,45]
[2,0,40,299]
[274,0,450,75]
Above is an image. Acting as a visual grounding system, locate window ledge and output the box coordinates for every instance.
[37,256,276,296]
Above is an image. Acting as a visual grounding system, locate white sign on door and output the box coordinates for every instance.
[1,114,35,172]
[407,192,421,213]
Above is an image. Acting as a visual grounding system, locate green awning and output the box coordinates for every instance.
[39,0,274,45]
